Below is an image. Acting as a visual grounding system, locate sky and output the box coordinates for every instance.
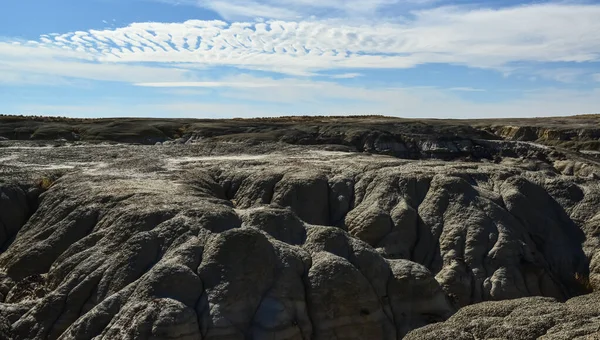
[1,0,599,118]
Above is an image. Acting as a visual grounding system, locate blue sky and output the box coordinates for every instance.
[1,0,599,118]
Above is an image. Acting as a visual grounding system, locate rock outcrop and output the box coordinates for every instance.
[2,115,600,339]
[220,159,596,309]
[0,169,453,339]
[405,292,600,339]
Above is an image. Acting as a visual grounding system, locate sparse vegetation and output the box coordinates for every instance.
[37,177,54,190]
[36,171,65,191]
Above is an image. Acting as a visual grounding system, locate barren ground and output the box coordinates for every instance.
[1,115,600,339]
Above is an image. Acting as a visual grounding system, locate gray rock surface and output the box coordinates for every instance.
[0,156,454,339]
[220,156,597,309]
[405,293,600,339]
[0,129,600,339]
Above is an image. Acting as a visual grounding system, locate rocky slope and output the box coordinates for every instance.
[405,292,600,339]
[3,114,600,155]
[1,116,600,339]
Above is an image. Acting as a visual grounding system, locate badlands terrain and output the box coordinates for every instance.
[1,114,600,339]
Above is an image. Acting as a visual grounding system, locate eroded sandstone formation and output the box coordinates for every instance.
[0,168,454,339]
[1,118,600,339]
[405,293,600,339]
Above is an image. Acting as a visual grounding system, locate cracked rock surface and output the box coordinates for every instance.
[1,119,600,339]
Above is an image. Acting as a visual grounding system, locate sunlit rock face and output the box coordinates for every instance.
[1,115,600,339]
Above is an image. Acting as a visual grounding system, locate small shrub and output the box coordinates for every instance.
[37,177,54,190]
[36,171,65,191]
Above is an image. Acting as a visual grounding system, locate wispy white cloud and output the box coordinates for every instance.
[14,85,600,119]
[135,80,308,88]
[0,42,195,84]
[2,2,600,120]
[0,70,80,87]
[135,73,367,88]
[17,3,599,77]
[205,1,300,21]
[183,87,600,118]
[531,68,590,83]
[129,74,600,119]
[330,73,363,79]
[156,0,427,21]
[448,87,485,92]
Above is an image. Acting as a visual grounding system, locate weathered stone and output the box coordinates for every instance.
[0,116,600,339]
